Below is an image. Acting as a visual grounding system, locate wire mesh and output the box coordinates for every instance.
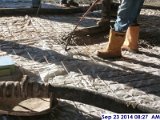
[0,2,160,118]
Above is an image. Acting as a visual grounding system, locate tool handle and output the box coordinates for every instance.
[73,0,101,31]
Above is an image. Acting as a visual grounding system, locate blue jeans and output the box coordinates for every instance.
[114,0,144,32]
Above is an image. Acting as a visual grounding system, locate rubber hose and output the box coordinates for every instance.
[49,85,160,113]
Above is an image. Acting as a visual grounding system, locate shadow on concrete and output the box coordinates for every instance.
[139,14,160,47]
[0,39,160,97]
[38,13,160,46]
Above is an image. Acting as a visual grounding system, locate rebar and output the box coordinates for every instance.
[63,0,100,51]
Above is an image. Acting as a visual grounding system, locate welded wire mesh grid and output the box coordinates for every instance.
[0,13,112,119]
[0,6,160,119]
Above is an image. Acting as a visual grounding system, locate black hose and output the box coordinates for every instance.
[49,85,160,113]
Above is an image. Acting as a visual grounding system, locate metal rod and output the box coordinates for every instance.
[65,0,100,51]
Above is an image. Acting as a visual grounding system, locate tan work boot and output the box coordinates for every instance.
[97,18,110,26]
[121,25,140,53]
[97,29,125,59]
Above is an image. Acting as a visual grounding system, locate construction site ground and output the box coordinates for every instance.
[0,1,160,120]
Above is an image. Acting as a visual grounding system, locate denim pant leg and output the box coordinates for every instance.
[114,0,144,32]
[132,0,144,24]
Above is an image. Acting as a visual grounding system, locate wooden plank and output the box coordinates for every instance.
[0,98,53,116]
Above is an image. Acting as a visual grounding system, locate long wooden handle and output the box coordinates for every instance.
[73,0,101,31]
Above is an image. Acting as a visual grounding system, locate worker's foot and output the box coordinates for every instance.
[97,18,110,26]
[68,0,79,7]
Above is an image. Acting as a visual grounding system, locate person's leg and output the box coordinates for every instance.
[97,0,111,26]
[97,0,144,59]
[121,0,144,52]
[102,0,111,20]
[114,0,144,32]
[132,0,144,25]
